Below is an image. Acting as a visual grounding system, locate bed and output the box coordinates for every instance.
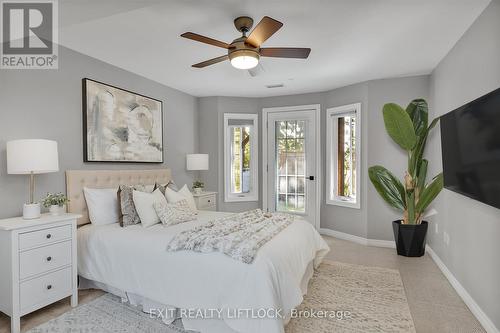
[66,169,329,333]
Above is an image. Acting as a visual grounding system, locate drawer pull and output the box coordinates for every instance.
[46,256,52,262]
[208,200,211,203]
[46,234,52,239]
[46,284,52,290]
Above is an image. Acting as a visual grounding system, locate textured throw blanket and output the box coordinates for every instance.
[166,209,296,264]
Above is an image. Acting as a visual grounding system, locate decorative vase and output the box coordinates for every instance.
[193,187,203,194]
[49,204,64,216]
[392,220,428,257]
[23,203,41,219]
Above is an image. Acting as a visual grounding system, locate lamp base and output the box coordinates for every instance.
[23,203,41,219]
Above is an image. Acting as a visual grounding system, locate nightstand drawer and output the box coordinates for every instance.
[197,196,216,209]
[20,267,72,312]
[19,241,72,279]
[19,225,71,250]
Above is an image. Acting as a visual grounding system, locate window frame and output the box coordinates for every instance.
[223,113,259,202]
[326,103,361,209]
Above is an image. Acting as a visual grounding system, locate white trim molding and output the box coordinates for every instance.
[426,246,499,333]
[223,113,259,202]
[319,228,395,248]
[326,103,362,209]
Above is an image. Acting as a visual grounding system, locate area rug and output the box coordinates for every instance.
[27,294,191,333]
[28,261,415,333]
[285,260,416,333]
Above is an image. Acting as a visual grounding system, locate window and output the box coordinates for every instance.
[326,103,361,208]
[224,113,259,202]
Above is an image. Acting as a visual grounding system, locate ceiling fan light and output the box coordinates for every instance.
[229,50,259,69]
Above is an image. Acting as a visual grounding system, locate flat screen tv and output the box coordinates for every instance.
[440,87,500,210]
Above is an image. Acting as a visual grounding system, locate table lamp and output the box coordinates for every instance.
[7,139,59,219]
[186,154,209,194]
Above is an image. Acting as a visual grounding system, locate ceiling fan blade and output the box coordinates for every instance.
[192,55,229,68]
[181,32,230,49]
[246,16,283,47]
[260,47,311,59]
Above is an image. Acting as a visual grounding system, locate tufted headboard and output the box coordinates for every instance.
[66,169,172,226]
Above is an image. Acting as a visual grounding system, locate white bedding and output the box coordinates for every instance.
[77,210,329,333]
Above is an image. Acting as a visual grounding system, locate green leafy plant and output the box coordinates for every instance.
[41,192,69,208]
[368,99,443,224]
[192,180,204,189]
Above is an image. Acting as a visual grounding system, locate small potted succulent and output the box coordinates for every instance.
[41,192,69,216]
[192,180,204,194]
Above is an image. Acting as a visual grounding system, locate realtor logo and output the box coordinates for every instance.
[1,0,58,69]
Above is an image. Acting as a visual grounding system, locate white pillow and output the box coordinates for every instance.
[165,184,197,212]
[83,187,119,225]
[133,189,166,227]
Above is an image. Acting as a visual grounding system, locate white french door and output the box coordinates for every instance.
[263,105,320,229]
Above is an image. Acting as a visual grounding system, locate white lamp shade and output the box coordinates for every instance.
[7,139,59,174]
[186,154,209,171]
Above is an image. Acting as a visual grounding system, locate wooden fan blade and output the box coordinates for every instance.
[192,55,228,68]
[181,32,229,49]
[260,47,311,59]
[246,16,283,47]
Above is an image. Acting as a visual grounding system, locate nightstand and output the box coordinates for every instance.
[0,213,81,333]
[192,191,217,211]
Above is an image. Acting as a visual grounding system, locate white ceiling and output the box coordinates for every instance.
[59,0,490,97]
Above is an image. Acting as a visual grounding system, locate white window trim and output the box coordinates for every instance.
[326,103,361,209]
[224,113,259,202]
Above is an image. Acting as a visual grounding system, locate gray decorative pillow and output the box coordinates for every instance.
[154,181,179,195]
[154,199,196,227]
[118,185,152,227]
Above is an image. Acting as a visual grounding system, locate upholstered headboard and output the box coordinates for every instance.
[66,169,172,226]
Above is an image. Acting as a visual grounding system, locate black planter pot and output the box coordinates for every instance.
[392,220,428,257]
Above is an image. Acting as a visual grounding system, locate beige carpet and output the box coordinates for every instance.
[286,260,416,333]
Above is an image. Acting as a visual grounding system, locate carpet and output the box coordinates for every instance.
[29,261,415,333]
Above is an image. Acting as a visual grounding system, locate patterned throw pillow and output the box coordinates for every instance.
[154,199,196,227]
[118,184,153,227]
[154,181,179,195]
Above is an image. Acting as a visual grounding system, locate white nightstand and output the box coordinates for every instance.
[192,191,217,211]
[0,213,80,333]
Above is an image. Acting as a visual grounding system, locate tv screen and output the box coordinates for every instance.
[440,87,500,210]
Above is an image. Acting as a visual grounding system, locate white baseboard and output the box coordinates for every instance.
[319,227,498,333]
[319,228,395,248]
[426,246,499,333]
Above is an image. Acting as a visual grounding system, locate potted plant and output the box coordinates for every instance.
[192,180,205,194]
[41,192,69,216]
[368,99,443,257]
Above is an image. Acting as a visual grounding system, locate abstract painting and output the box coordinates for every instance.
[83,78,163,163]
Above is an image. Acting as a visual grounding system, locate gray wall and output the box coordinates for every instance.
[0,45,198,219]
[200,76,429,241]
[427,0,500,329]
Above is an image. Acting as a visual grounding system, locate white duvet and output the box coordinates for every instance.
[77,211,329,333]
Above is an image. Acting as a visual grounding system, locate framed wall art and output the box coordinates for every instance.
[82,78,163,163]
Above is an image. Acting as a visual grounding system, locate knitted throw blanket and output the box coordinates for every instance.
[166,209,295,264]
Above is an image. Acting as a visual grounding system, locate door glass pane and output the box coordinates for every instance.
[275,120,306,213]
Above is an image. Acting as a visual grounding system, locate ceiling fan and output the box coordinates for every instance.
[181,16,311,70]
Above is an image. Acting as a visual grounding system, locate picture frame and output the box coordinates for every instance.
[82,78,164,163]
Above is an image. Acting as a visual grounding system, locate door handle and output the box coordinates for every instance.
[308,176,315,181]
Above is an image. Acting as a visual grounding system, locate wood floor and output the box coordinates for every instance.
[0,236,485,333]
